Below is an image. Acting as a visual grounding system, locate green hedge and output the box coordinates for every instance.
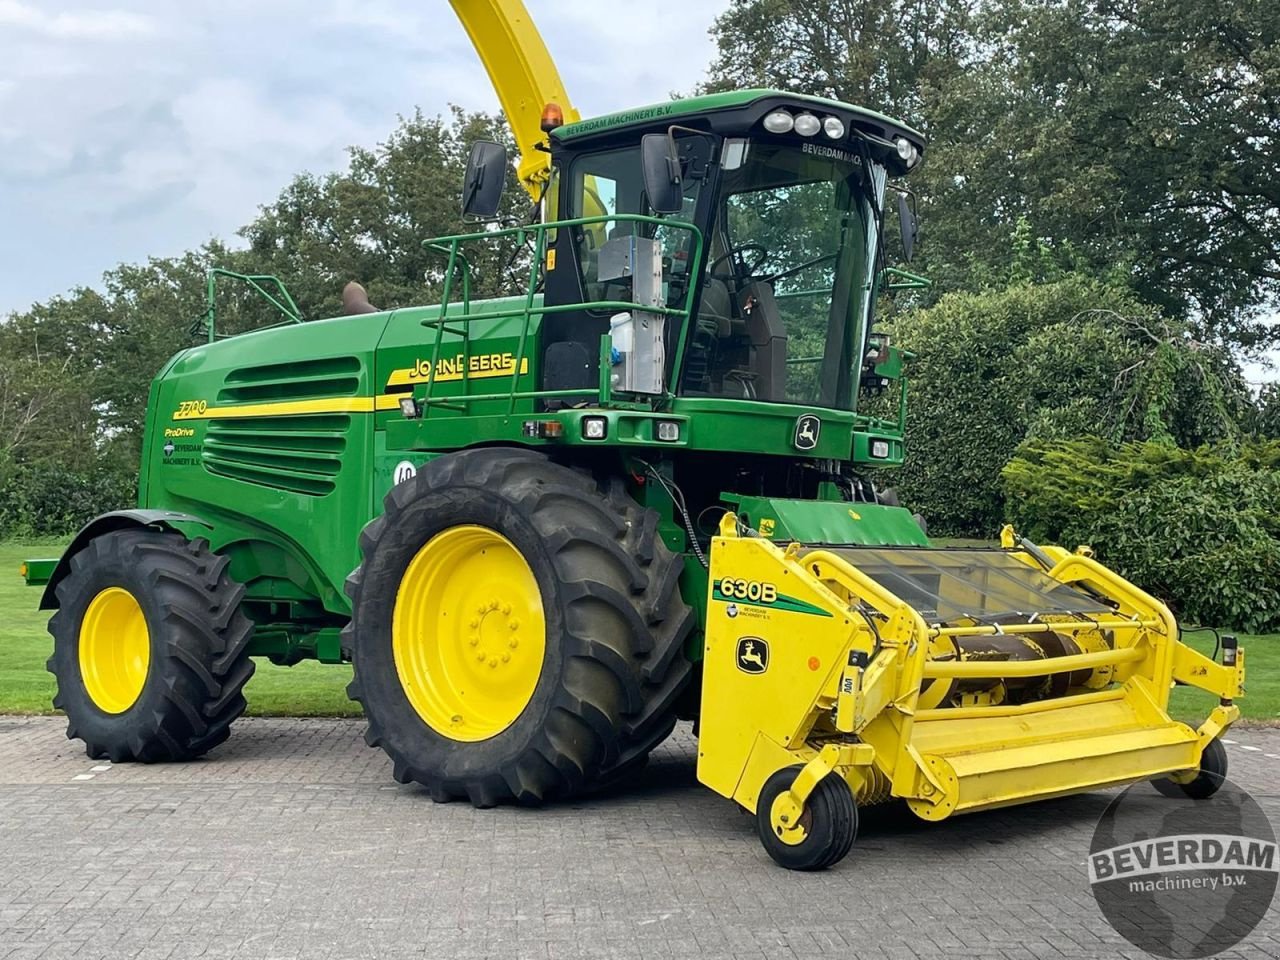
[1002,439,1280,632]
[0,464,135,539]
[886,276,1249,536]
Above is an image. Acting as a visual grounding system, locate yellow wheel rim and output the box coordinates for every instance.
[770,793,811,847]
[392,525,547,741]
[79,587,151,714]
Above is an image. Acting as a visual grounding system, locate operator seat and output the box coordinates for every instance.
[740,281,786,401]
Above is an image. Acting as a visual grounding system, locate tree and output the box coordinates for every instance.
[705,0,1280,348]
[972,0,1280,343]
[0,108,525,535]
[239,108,527,320]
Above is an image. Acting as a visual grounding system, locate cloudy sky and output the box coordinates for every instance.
[0,0,725,316]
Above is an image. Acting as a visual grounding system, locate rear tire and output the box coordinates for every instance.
[755,765,858,871]
[47,528,254,762]
[1153,737,1228,800]
[345,448,695,806]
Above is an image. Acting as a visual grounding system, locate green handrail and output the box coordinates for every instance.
[880,266,932,291]
[416,213,704,416]
[202,269,302,343]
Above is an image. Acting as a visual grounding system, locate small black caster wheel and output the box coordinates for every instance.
[755,765,857,870]
[1153,738,1228,800]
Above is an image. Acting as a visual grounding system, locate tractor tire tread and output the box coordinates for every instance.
[346,447,694,806]
[46,528,254,763]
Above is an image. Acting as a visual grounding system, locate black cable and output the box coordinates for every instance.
[637,460,708,569]
[1181,625,1222,661]
[854,605,884,652]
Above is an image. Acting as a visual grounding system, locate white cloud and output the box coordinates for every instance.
[0,1,157,40]
[0,0,724,318]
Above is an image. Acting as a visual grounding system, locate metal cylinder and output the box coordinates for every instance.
[944,630,1099,704]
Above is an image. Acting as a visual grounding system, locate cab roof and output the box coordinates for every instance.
[552,88,925,148]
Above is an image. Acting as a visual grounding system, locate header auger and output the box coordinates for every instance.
[23,0,1242,868]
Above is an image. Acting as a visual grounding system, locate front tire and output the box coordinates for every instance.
[1153,737,1228,800]
[756,765,858,871]
[47,529,254,762]
[345,448,695,806]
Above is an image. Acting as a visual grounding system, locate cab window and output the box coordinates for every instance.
[569,145,704,306]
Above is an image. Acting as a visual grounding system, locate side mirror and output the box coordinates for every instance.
[641,133,683,215]
[461,140,508,220]
[897,192,919,263]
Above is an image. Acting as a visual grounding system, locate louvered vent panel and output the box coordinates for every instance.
[217,355,362,404]
[203,414,349,496]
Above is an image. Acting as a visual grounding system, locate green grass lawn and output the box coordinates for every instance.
[0,540,1273,724]
[0,540,358,717]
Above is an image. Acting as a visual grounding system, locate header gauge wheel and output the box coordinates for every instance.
[345,448,695,806]
[1153,737,1229,800]
[756,765,858,871]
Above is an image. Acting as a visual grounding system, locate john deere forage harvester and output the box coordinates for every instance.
[22,0,1243,868]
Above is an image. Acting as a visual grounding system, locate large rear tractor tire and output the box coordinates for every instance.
[47,529,255,762]
[344,448,696,806]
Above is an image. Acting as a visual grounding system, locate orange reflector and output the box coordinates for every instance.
[19,563,28,578]
[808,656,820,671]
[540,102,565,132]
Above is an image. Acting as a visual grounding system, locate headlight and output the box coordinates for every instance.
[656,421,681,442]
[398,397,420,419]
[895,136,920,168]
[793,112,821,137]
[763,110,794,134]
[582,416,608,440]
[871,439,890,459]
[822,116,845,139]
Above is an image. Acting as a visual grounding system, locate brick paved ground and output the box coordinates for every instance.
[1,716,1277,959]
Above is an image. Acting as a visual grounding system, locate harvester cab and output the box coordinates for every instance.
[22,0,1244,871]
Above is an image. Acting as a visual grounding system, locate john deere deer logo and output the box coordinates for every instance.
[736,637,769,674]
[794,414,821,451]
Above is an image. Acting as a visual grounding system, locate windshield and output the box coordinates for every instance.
[680,141,885,409]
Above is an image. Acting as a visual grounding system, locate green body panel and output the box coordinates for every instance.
[724,496,930,546]
[146,312,391,616]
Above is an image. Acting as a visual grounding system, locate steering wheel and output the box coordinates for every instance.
[709,243,772,279]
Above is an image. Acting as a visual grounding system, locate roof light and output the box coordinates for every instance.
[894,136,921,170]
[822,116,846,139]
[540,102,565,132]
[793,112,821,137]
[763,110,794,134]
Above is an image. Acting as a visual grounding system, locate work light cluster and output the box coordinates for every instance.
[762,108,922,169]
[763,109,844,140]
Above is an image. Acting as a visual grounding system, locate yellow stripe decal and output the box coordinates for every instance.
[173,396,401,421]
